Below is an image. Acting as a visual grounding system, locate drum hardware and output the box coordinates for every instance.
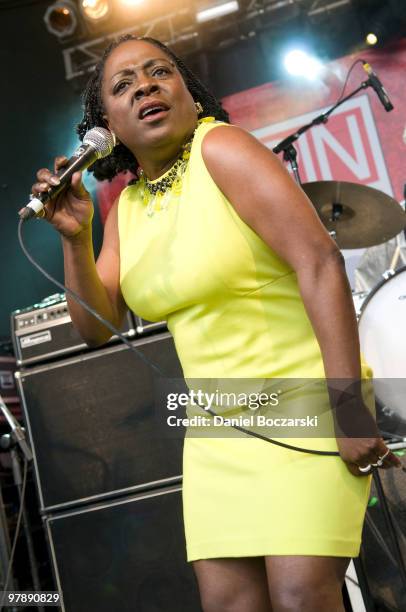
[358,265,406,436]
[382,244,402,280]
[382,269,396,280]
[331,202,343,221]
[352,290,369,319]
[301,181,406,249]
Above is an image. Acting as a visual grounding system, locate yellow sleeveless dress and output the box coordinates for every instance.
[118,120,372,562]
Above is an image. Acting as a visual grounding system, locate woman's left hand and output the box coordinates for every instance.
[332,393,402,476]
[336,435,401,477]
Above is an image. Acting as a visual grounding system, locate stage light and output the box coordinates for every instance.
[196,1,239,24]
[366,33,378,46]
[44,0,77,38]
[80,0,110,22]
[283,50,322,81]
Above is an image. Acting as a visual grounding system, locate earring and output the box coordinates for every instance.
[195,101,203,116]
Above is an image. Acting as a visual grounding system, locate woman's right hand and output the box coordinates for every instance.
[27,156,94,239]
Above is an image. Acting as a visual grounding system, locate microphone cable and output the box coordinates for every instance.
[335,58,365,104]
[17,218,342,457]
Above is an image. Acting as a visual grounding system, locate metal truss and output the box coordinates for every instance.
[245,0,351,15]
[307,0,351,16]
[63,0,353,82]
[63,8,199,81]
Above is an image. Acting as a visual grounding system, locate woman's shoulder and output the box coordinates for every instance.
[199,121,277,177]
[194,117,233,138]
[191,118,238,165]
[195,120,259,166]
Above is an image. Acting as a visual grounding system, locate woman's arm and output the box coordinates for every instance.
[201,125,400,474]
[62,196,127,346]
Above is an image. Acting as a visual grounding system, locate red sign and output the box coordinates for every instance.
[253,95,393,194]
[222,39,406,202]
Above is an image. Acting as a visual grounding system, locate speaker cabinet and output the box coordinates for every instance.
[16,333,186,512]
[359,450,406,611]
[12,302,137,367]
[45,484,202,612]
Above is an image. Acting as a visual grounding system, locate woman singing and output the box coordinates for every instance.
[30,36,400,611]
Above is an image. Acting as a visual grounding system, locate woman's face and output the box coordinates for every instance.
[101,39,197,156]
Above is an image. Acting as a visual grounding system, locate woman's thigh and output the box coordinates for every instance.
[192,556,273,612]
[265,555,350,612]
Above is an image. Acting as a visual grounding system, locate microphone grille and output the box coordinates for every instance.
[83,127,116,158]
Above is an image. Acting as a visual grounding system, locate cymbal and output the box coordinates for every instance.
[301,181,406,249]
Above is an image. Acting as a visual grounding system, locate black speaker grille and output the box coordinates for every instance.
[17,334,185,511]
[46,486,202,612]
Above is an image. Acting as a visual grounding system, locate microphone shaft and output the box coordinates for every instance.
[19,144,98,220]
[48,146,98,201]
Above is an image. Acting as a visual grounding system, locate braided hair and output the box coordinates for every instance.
[77,35,230,182]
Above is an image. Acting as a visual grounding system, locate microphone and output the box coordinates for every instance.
[19,127,116,220]
[362,61,394,112]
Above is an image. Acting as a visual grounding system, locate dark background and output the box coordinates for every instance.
[0,3,103,339]
[1,0,405,340]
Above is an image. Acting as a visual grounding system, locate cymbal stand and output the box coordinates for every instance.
[382,244,401,280]
[273,81,370,185]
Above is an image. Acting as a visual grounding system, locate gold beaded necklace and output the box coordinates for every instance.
[138,116,216,217]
